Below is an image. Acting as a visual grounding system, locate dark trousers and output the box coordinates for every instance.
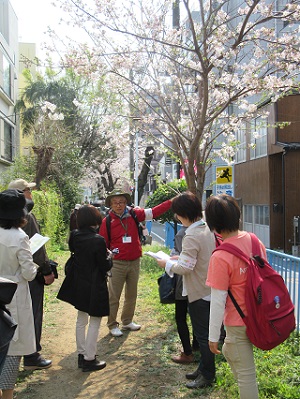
[175,299,198,355]
[24,279,44,358]
[0,344,9,375]
[188,298,215,380]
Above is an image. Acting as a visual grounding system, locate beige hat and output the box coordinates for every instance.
[74,204,81,210]
[8,179,36,191]
[105,189,131,207]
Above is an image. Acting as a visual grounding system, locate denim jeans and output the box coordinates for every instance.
[188,298,215,380]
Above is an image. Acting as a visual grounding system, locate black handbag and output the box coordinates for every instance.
[157,272,176,304]
[0,278,17,305]
[64,253,75,276]
[0,307,18,350]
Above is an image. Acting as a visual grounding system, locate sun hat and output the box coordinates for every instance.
[0,189,27,220]
[8,179,36,191]
[105,189,131,207]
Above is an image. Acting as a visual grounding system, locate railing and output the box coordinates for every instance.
[267,249,300,332]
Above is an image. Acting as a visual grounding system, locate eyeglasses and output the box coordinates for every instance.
[111,201,126,206]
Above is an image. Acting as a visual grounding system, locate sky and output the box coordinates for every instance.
[10,0,61,43]
[9,0,70,60]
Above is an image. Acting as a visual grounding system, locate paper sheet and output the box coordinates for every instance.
[29,233,50,255]
[144,250,170,260]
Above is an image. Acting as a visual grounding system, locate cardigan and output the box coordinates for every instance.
[168,221,215,303]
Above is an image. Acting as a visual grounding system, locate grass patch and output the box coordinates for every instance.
[139,244,300,399]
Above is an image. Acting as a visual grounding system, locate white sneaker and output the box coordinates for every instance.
[110,327,123,337]
[122,322,141,331]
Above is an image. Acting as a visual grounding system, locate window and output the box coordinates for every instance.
[250,116,267,159]
[255,205,269,226]
[235,123,246,163]
[1,121,14,162]
[3,54,11,98]
[243,204,270,247]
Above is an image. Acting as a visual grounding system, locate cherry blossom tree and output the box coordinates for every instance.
[16,68,130,197]
[53,0,300,198]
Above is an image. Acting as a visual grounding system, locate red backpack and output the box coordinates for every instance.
[213,233,296,350]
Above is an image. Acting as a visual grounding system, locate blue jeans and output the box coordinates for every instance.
[188,298,215,380]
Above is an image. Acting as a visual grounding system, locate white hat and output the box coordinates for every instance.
[8,179,36,191]
[75,204,81,210]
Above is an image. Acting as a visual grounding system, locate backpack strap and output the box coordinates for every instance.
[213,233,266,321]
[129,208,146,244]
[248,233,265,267]
[105,214,111,247]
[213,237,254,321]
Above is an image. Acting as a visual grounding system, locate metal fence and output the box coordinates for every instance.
[267,249,300,332]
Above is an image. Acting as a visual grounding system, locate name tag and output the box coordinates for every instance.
[122,236,132,243]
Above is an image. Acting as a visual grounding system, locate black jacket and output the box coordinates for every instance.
[58,227,112,317]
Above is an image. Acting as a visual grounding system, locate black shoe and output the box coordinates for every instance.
[186,374,215,389]
[185,369,201,380]
[24,356,52,370]
[82,358,106,372]
[78,354,84,368]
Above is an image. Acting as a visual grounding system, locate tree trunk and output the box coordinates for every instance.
[136,146,154,205]
[32,146,55,189]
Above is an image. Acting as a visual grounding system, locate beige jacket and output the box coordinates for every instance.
[170,221,215,303]
[0,227,37,356]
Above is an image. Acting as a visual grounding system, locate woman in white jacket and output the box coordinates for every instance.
[0,189,37,399]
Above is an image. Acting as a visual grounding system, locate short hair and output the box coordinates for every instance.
[171,191,203,222]
[76,205,102,229]
[0,217,27,229]
[205,194,240,234]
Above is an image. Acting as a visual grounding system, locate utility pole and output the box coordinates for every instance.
[134,128,139,205]
[132,117,141,205]
[173,1,181,179]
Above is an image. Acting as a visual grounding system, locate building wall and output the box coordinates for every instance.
[0,0,19,174]
[277,95,300,143]
[235,95,300,252]
[19,42,37,156]
[235,157,269,204]
[283,150,300,250]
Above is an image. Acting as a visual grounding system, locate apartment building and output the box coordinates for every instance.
[234,95,300,253]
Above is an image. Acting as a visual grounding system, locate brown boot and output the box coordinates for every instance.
[171,352,194,364]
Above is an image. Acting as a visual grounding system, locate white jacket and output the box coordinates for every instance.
[0,226,37,355]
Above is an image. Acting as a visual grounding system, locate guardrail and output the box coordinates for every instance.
[267,249,300,332]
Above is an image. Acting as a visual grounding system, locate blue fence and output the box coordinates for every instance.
[267,249,300,332]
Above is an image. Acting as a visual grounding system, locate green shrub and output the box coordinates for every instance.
[32,188,67,250]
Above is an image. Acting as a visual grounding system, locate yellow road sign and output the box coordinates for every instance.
[216,166,233,184]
